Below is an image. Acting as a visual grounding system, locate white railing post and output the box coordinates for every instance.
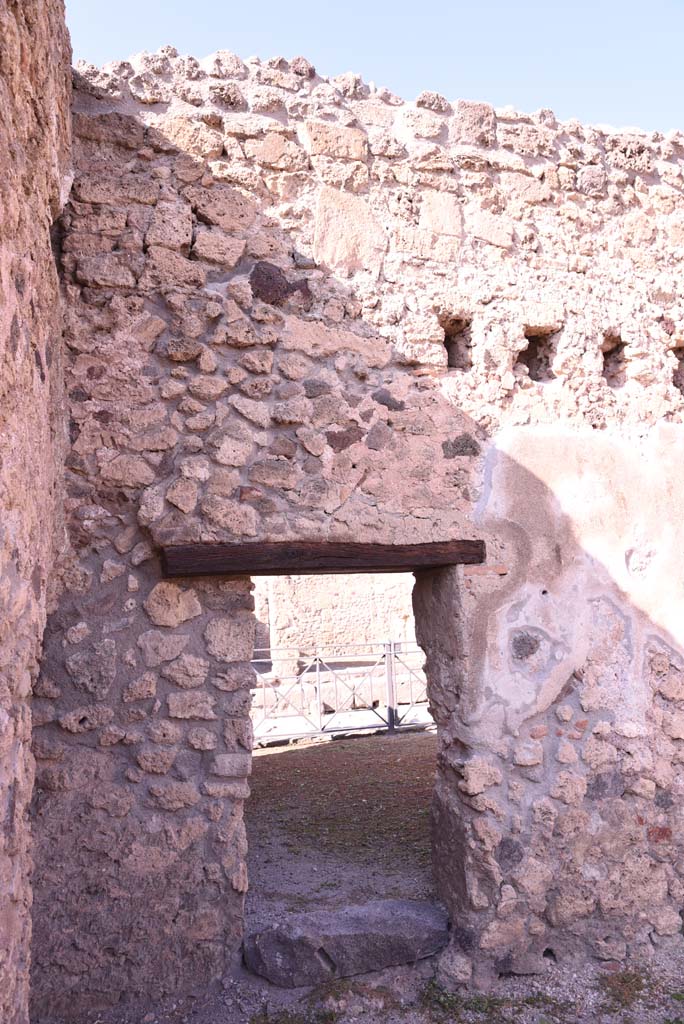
[316,648,322,731]
[385,640,397,734]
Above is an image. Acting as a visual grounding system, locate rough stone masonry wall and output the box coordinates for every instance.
[30,53,485,1021]
[0,3,71,1022]
[29,41,684,1016]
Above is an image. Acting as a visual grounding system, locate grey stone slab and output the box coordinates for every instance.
[243,899,449,987]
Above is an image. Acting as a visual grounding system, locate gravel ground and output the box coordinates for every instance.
[92,942,684,1024]
[84,731,684,1024]
[245,729,438,931]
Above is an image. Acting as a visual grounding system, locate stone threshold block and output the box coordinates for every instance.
[243,899,449,987]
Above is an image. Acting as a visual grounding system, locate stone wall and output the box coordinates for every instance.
[28,40,684,1017]
[0,2,71,1022]
[29,52,485,1019]
[438,425,684,982]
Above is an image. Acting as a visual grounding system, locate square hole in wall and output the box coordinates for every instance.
[517,330,558,382]
[602,333,627,388]
[440,315,473,371]
[672,347,684,395]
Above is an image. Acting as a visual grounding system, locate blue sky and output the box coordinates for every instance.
[66,0,684,132]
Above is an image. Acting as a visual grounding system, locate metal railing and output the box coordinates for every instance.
[250,641,432,744]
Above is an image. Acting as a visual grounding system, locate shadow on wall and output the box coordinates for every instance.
[26,66,684,1020]
[415,431,684,984]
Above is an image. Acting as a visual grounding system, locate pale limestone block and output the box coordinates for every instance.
[449,99,497,146]
[204,615,256,662]
[99,454,155,488]
[192,228,246,266]
[313,187,387,276]
[161,654,210,689]
[188,728,218,750]
[139,246,207,290]
[76,255,136,288]
[129,71,170,104]
[664,711,684,739]
[143,582,202,628]
[136,747,177,774]
[212,436,253,466]
[458,757,503,796]
[137,630,190,668]
[556,740,578,765]
[245,133,308,170]
[280,316,391,368]
[200,49,248,79]
[302,120,368,160]
[395,106,445,140]
[187,375,229,401]
[167,691,217,720]
[512,740,544,766]
[200,496,259,535]
[550,771,587,805]
[148,781,201,810]
[162,116,224,157]
[146,199,193,250]
[229,394,271,428]
[166,478,199,514]
[211,753,252,777]
[419,190,463,237]
[183,184,257,231]
[479,916,526,952]
[123,673,157,703]
[465,206,514,248]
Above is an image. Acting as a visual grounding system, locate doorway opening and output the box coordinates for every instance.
[162,541,480,981]
[245,571,439,936]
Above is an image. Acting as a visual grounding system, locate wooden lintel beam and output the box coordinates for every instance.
[161,540,486,578]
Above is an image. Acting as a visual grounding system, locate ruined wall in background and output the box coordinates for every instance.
[0,2,71,1022]
[29,42,684,1016]
[253,572,417,657]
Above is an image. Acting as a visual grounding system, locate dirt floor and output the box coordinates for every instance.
[245,729,438,930]
[86,730,684,1024]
